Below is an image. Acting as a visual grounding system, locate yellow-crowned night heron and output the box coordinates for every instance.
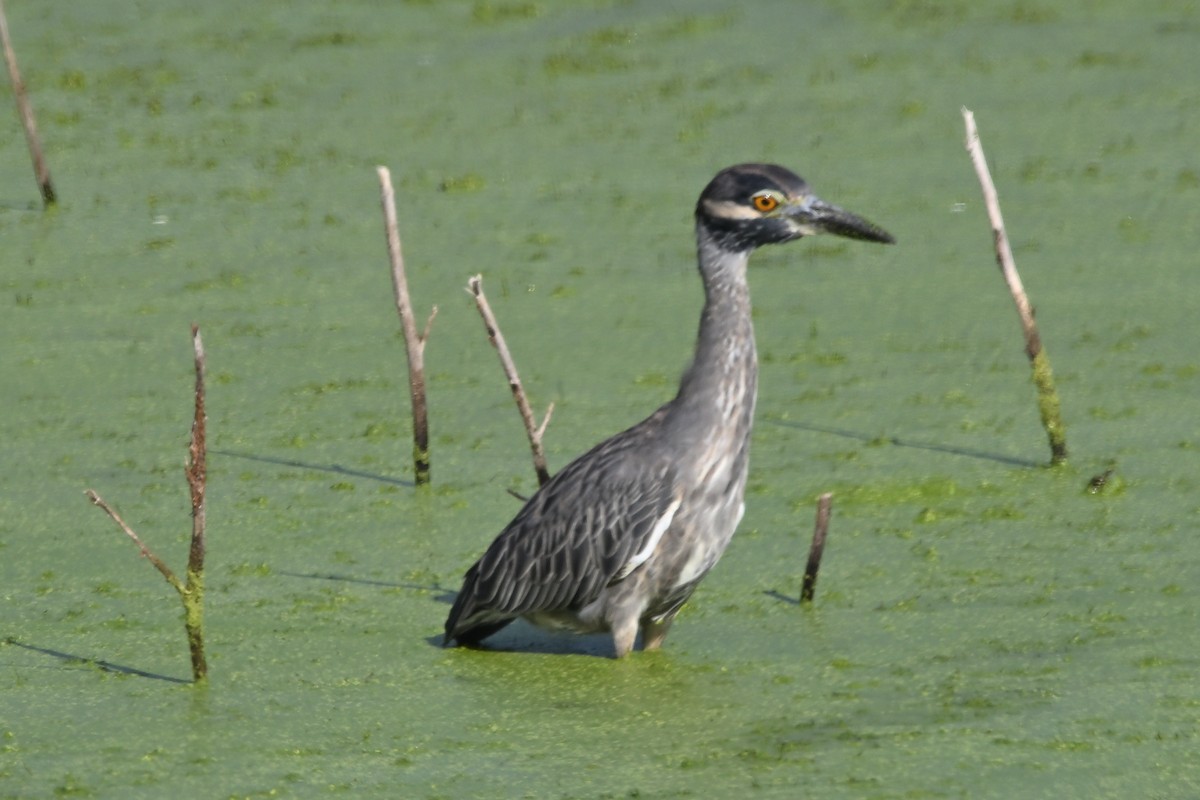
[445,163,894,657]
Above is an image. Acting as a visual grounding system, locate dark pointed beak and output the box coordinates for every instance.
[787,197,895,244]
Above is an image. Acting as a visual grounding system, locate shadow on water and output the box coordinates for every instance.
[0,199,43,212]
[211,449,414,487]
[4,638,191,684]
[433,621,619,659]
[766,417,1043,468]
[763,589,803,607]
[275,569,453,602]
[213,425,1037,492]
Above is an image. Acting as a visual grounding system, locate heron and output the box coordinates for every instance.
[444,163,894,657]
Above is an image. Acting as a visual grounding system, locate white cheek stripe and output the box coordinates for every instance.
[702,199,761,220]
[615,498,682,580]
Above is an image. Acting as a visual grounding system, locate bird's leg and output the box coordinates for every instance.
[611,619,639,659]
[641,617,673,651]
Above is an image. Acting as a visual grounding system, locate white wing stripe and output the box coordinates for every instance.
[614,498,681,580]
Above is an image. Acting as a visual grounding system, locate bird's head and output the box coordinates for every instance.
[696,163,895,252]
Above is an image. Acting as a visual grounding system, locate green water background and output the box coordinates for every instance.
[2,1,1197,797]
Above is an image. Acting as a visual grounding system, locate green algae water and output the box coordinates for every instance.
[2,1,1198,797]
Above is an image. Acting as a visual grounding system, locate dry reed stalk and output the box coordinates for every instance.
[84,326,211,682]
[0,0,56,207]
[962,107,1068,465]
[801,492,832,603]
[377,166,437,485]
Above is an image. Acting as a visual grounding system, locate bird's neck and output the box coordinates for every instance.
[667,228,758,448]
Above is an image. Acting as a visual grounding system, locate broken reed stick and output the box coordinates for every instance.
[376,166,437,486]
[801,492,832,603]
[0,0,56,207]
[961,107,1068,466]
[467,274,554,486]
[83,326,210,683]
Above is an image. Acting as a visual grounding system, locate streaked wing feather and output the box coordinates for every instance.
[449,423,678,631]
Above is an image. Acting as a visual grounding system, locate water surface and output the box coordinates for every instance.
[2,1,1198,797]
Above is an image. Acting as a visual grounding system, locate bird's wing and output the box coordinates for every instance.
[451,424,680,625]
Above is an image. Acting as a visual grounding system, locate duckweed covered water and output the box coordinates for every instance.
[2,1,1198,797]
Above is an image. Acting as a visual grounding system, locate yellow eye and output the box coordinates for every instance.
[752,193,779,213]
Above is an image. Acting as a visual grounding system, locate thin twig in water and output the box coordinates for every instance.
[962,107,1068,465]
[84,490,184,595]
[467,274,554,486]
[377,166,437,485]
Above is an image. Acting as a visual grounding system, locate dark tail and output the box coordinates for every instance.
[443,564,514,647]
